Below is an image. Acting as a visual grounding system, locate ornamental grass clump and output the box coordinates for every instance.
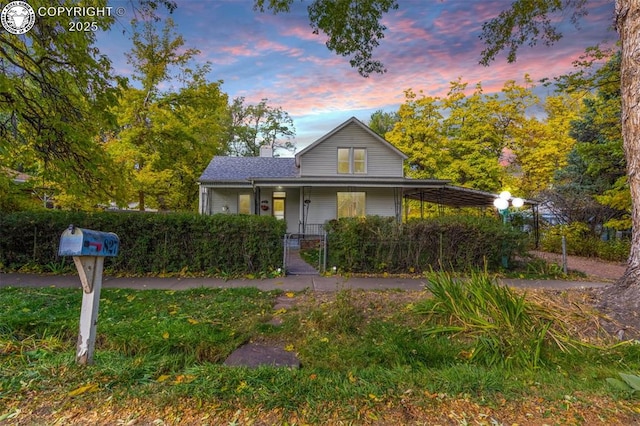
[415,272,580,370]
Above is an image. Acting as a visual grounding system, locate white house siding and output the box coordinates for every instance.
[299,123,404,177]
[257,186,300,233]
[305,187,398,225]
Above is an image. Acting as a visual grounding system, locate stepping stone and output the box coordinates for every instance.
[273,295,297,311]
[224,343,300,369]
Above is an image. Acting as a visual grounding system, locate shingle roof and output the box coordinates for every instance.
[198,156,298,182]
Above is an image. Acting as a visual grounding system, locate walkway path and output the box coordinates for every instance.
[0,272,608,292]
[285,249,319,275]
[530,251,626,282]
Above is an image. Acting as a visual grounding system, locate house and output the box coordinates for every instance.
[198,117,534,234]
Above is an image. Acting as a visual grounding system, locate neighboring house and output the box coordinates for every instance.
[198,117,531,234]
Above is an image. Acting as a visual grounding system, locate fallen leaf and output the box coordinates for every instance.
[162,332,170,339]
[68,383,98,397]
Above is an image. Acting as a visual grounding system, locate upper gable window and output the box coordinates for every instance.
[337,148,367,174]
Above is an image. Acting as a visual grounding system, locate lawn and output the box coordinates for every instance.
[1,278,640,425]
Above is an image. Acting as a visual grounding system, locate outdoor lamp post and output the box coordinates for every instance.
[493,191,524,268]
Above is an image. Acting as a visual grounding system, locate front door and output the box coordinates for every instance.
[273,192,286,220]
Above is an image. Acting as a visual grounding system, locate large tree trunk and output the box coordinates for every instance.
[599,2,640,332]
[616,0,640,289]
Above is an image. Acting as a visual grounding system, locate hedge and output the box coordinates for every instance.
[0,211,286,275]
[540,222,630,262]
[325,215,526,273]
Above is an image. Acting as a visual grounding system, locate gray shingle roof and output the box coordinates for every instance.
[199,156,298,182]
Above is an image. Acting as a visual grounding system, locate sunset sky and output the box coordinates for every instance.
[99,0,617,151]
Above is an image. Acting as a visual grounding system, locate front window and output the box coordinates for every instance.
[337,148,350,174]
[353,148,366,173]
[337,192,366,218]
[337,148,367,174]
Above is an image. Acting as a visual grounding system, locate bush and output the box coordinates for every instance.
[0,211,286,275]
[325,215,526,273]
[540,223,630,262]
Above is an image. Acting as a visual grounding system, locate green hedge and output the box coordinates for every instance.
[0,211,286,275]
[540,222,630,262]
[325,216,526,273]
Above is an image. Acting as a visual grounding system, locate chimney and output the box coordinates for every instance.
[259,145,273,157]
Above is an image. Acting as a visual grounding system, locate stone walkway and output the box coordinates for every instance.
[223,293,301,369]
[285,248,319,275]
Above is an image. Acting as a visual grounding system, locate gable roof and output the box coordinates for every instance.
[199,156,298,183]
[295,116,407,166]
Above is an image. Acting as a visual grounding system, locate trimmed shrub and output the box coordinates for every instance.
[0,211,285,275]
[325,215,526,273]
[540,223,630,262]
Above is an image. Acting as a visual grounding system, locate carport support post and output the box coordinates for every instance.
[73,256,104,365]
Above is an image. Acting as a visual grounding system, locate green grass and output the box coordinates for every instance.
[1,281,640,423]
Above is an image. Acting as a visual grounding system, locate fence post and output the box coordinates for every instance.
[561,235,568,274]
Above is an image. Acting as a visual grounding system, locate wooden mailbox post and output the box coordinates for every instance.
[58,225,119,365]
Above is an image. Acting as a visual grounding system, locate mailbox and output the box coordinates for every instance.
[58,224,120,365]
[58,225,119,257]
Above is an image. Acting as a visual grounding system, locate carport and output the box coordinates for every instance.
[402,183,540,246]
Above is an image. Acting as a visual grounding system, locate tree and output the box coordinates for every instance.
[368,109,398,137]
[0,0,176,210]
[226,97,296,157]
[0,0,120,208]
[385,89,448,179]
[254,0,399,77]
[510,94,579,197]
[109,18,229,211]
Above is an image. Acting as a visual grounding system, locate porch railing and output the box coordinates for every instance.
[298,222,325,235]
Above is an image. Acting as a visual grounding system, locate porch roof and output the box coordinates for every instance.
[202,175,537,208]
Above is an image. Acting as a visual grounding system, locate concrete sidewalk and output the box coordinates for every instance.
[0,272,610,292]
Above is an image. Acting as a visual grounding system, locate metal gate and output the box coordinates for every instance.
[283,232,327,275]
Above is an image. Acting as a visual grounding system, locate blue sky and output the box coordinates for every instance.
[98,0,617,151]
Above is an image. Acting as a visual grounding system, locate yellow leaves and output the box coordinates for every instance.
[348,371,357,383]
[284,344,294,352]
[173,374,195,385]
[168,304,179,316]
[285,292,295,298]
[156,374,196,385]
[459,349,475,360]
[68,383,98,397]
[187,318,199,325]
[236,380,249,393]
[126,294,136,302]
[162,332,170,339]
